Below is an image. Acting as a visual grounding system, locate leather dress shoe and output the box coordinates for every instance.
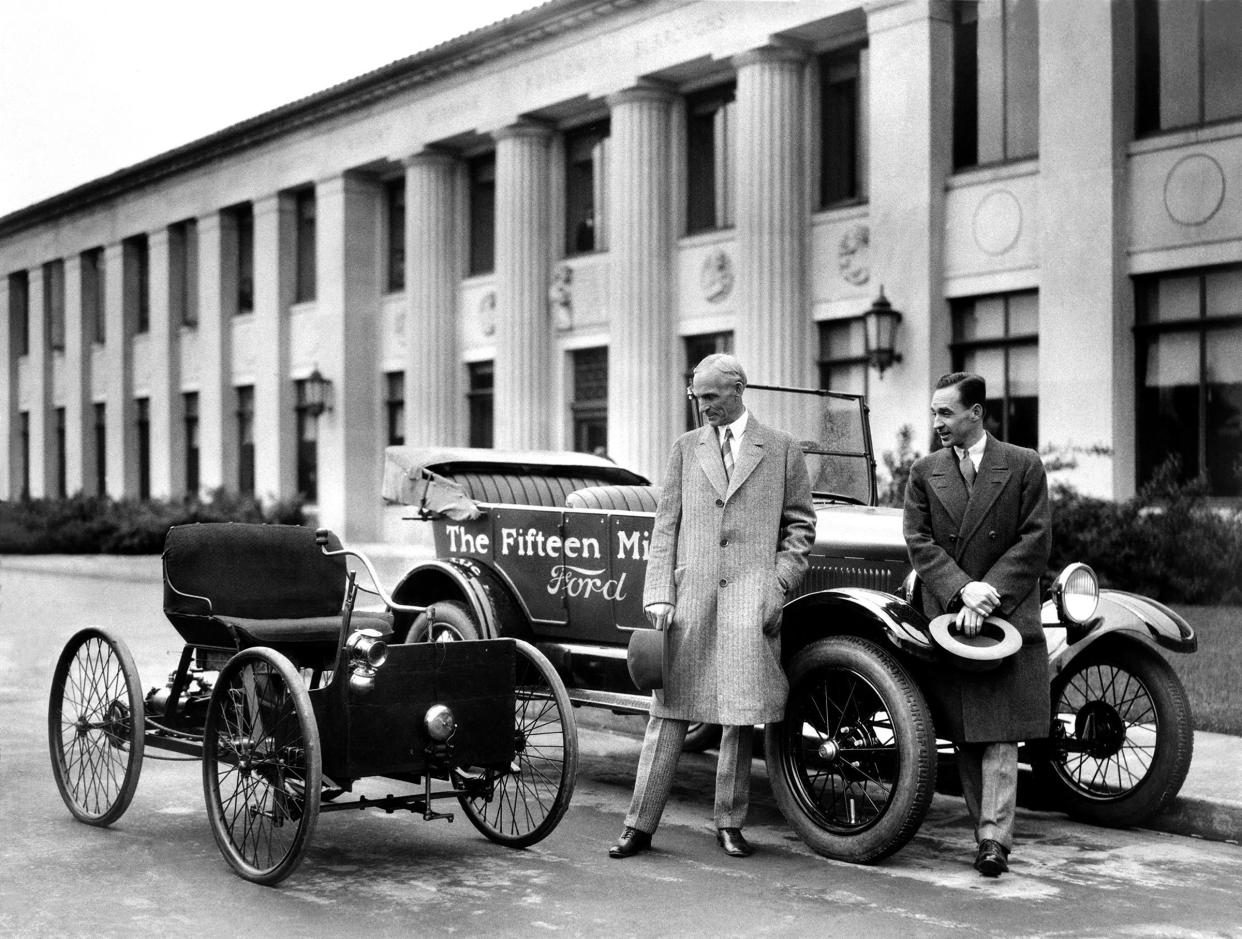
[609,826,652,859]
[974,839,1010,877]
[716,827,754,858]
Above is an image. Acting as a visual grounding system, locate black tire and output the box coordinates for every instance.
[48,627,145,826]
[1034,643,1193,827]
[765,636,937,864]
[407,600,481,643]
[459,639,578,848]
[203,648,322,885]
[682,722,723,753]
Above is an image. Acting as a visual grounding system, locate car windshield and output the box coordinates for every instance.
[689,383,877,506]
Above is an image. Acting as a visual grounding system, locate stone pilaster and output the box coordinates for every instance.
[253,193,296,503]
[404,150,461,448]
[315,174,381,540]
[63,254,90,495]
[196,212,231,495]
[25,266,51,497]
[493,122,553,449]
[103,242,132,497]
[865,0,955,455]
[734,46,811,428]
[147,228,179,499]
[607,84,676,481]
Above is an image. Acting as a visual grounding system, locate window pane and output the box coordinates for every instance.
[236,206,254,313]
[1206,327,1242,495]
[1144,331,1199,387]
[975,0,1005,164]
[686,86,734,233]
[469,154,496,276]
[821,50,862,206]
[565,122,608,254]
[954,295,1006,341]
[1205,266,1242,318]
[295,191,316,303]
[1149,273,1200,322]
[1203,0,1242,123]
[1007,290,1039,335]
[1005,0,1039,158]
[1158,0,1202,129]
[387,180,406,293]
[953,4,979,168]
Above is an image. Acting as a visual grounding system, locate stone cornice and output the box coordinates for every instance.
[0,0,647,239]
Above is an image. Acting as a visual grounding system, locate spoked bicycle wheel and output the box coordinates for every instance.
[459,639,578,847]
[48,627,146,826]
[203,647,322,885]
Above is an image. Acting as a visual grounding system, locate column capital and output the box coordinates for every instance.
[147,226,171,250]
[606,81,676,110]
[402,148,458,170]
[253,191,291,217]
[732,43,807,71]
[492,120,554,144]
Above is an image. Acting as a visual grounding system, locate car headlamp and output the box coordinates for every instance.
[345,628,388,695]
[424,704,456,742]
[1051,562,1099,625]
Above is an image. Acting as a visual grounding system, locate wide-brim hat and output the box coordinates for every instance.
[928,614,1022,672]
[626,629,665,692]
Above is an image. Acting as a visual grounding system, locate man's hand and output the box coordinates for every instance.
[959,581,1000,616]
[645,603,674,631]
[954,605,986,636]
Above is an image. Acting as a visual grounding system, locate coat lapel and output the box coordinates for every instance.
[696,425,728,496]
[725,419,767,498]
[927,447,967,527]
[957,435,1011,549]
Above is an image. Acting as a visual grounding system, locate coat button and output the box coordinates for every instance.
[989,530,997,540]
[949,534,958,541]
[720,578,727,587]
[720,539,728,547]
[716,499,724,507]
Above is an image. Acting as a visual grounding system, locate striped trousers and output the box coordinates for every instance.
[624,715,754,834]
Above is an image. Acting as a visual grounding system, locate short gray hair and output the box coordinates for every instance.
[693,353,748,388]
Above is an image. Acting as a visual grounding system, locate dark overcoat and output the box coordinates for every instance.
[903,434,1052,743]
[643,416,815,725]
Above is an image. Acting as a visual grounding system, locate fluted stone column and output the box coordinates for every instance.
[253,193,296,503]
[103,242,133,497]
[26,266,51,497]
[315,174,381,540]
[63,254,91,495]
[148,228,179,498]
[404,150,461,448]
[734,47,811,411]
[607,85,676,481]
[493,122,553,449]
[196,213,231,494]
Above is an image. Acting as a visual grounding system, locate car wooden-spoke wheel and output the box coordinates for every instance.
[48,627,145,826]
[766,637,936,864]
[407,600,481,643]
[203,648,321,885]
[1035,644,1192,827]
[459,640,577,847]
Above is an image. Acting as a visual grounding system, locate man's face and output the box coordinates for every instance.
[691,368,745,428]
[930,385,982,450]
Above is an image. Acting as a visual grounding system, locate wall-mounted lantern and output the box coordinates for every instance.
[303,366,332,417]
[863,287,903,377]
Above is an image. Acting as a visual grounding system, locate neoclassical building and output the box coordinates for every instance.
[3,0,1241,540]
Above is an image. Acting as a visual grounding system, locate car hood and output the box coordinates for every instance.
[813,504,908,562]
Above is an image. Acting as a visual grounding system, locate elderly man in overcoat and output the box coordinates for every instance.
[609,354,815,860]
[903,372,1052,878]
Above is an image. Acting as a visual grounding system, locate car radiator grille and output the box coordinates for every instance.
[804,563,897,594]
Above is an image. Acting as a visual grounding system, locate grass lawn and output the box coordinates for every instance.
[1169,605,1242,736]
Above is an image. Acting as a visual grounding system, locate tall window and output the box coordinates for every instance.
[565,120,609,254]
[9,271,29,357]
[44,260,65,352]
[953,0,1039,170]
[386,179,406,293]
[468,154,496,276]
[385,371,405,446]
[124,235,150,335]
[18,412,29,498]
[170,219,199,327]
[1135,266,1242,497]
[1136,0,1242,135]
[136,397,150,500]
[686,84,736,234]
[571,347,608,455]
[820,46,868,208]
[55,407,67,498]
[82,248,105,344]
[94,403,106,496]
[467,361,494,448]
[294,379,318,501]
[295,189,317,303]
[817,319,868,396]
[949,291,1039,448]
[237,386,255,497]
[234,204,254,314]
[184,392,200,498]
[684,332,733,429]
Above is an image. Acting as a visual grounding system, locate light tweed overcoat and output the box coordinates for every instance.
[903,433,1052,743]
[643,416,815,725]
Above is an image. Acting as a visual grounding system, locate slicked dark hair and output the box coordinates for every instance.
[935,372,986,411]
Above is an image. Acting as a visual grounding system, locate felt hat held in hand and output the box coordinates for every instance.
[928,613,1022,672]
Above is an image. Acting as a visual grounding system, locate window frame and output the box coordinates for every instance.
[294,190,317,304]
[467,360,495,448]
[685,83,737,235]
[385,178,406,294]
[468,153,497,277]
[564,119,610,256]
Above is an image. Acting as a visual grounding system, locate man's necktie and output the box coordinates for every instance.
[721,428,734,482]
[959,451,976,494]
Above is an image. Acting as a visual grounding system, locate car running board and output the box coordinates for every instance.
[566,687,650,715]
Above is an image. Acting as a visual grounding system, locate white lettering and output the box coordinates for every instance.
[616,529,650,561]
[546,565,627,601]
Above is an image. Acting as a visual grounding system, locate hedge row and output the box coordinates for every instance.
[0,490,304,555]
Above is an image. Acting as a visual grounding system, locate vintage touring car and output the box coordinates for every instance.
[381,383,1196,864]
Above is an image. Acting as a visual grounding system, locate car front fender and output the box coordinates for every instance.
[1046,589,1197,674]
[782,587,934,661]
[389,558,502,638]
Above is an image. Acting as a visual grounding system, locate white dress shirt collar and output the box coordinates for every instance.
[718,409,748,446]
[954,433,986,470]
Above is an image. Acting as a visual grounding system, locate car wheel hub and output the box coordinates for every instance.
[1074,700,1126,758]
